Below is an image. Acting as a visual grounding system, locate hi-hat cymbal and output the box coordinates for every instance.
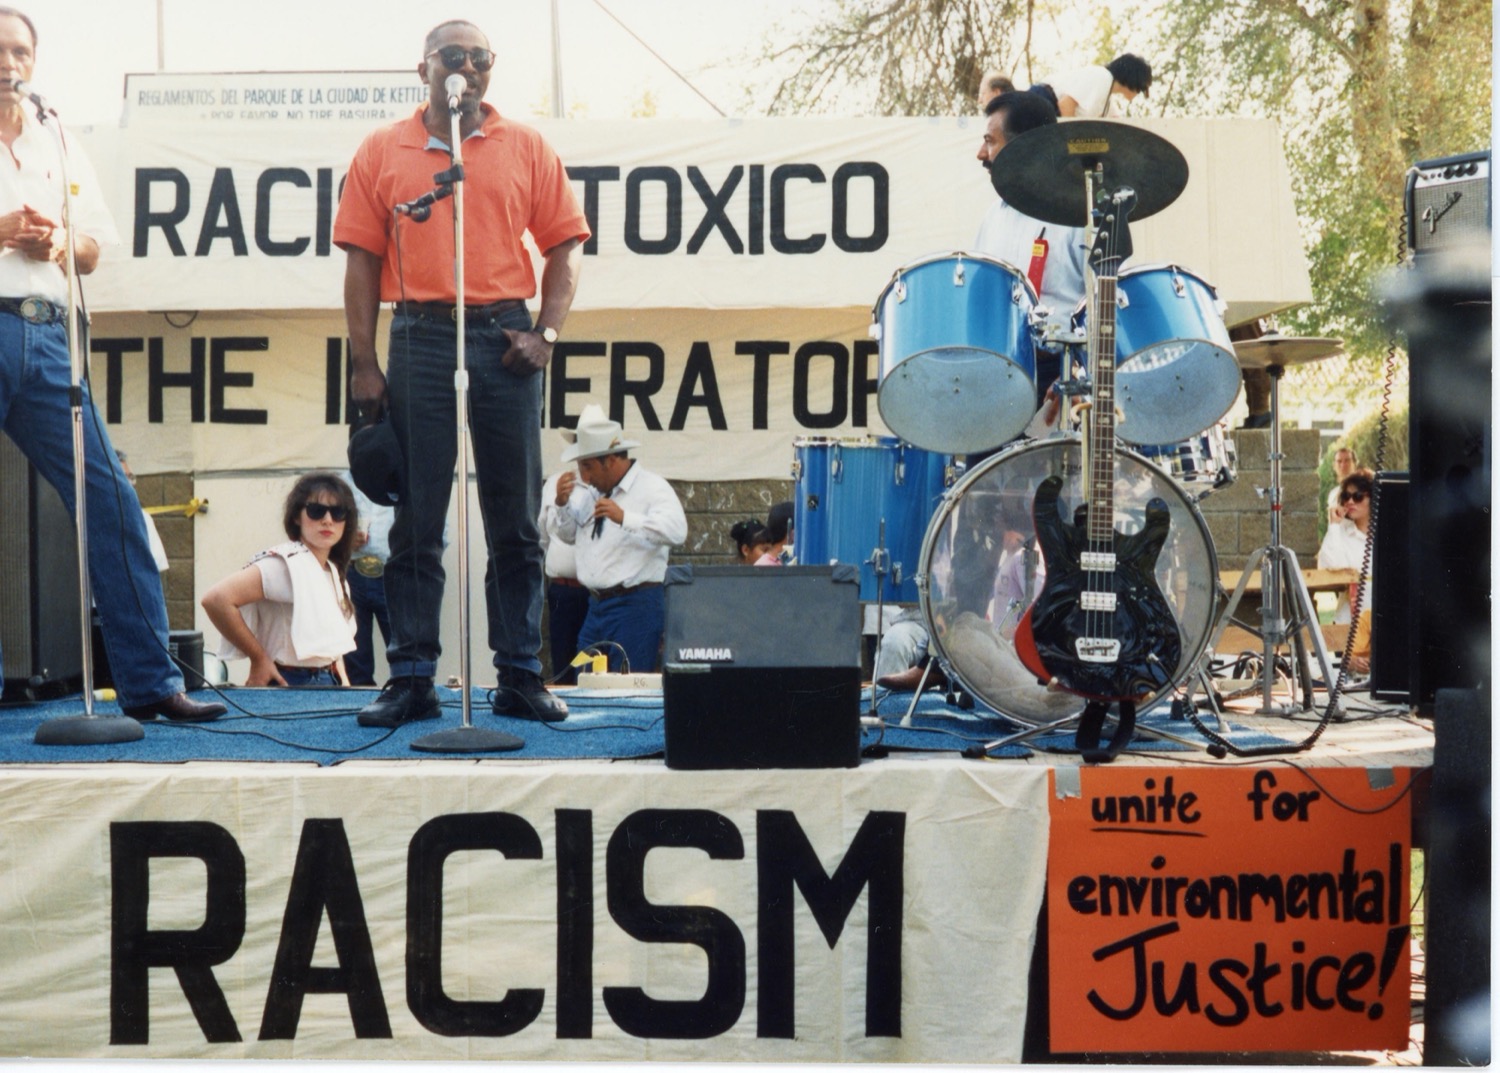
[989,120,1189,226]
[1233,335,1345,369]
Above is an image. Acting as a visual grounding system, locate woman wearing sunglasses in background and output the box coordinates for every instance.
[201,473,361,686]
[1317,469,1375,632]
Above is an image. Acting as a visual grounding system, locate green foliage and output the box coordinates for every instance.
[1134,0,1491,363]
[759,0,1042,116]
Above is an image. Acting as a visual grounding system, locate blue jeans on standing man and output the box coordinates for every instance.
[344,568,391,686]
[0,312,184,707]
[382,306,544,679]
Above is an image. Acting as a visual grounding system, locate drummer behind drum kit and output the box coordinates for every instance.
[790,121,1341,753]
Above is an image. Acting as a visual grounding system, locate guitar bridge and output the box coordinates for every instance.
[1079,591,1117,612]
[1074,638,1121,663]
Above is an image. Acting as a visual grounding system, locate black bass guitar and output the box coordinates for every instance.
[1014,187,1181,702]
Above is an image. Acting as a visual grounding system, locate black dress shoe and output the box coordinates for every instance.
[493,669,568,721]
[358,677,441,728]
[123,692,227,723]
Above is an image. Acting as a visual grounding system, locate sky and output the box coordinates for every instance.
[30,0,826,127]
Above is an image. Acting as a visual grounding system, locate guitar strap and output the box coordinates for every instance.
[1075,699,1136,762]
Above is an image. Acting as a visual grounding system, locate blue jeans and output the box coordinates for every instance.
[577,587,666,674]
[547,579,591,682]
[0,313,183,708]
[383,307,544,678]
[278,665,341,687]
[345,568,390,686]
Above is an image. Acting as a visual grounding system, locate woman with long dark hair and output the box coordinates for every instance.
[201,472,360,686]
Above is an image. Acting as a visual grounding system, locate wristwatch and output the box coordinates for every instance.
[537,326,559,345]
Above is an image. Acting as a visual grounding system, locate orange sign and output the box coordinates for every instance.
[1048,766,1413,1053]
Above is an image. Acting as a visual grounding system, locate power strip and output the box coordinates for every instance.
[576,671,662,691]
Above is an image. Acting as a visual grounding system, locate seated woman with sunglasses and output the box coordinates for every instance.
[1316,471,1374,626]
[201,473,360,686]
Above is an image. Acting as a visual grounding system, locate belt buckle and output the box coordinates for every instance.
[353,555,384,578]
[19,298,52,324]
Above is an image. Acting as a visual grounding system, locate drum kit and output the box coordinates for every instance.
[790,120,1344,746]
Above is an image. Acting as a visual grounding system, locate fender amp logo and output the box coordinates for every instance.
[677,647,734,662]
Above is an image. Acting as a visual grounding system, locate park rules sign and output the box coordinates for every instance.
[1047,766,1414,1053]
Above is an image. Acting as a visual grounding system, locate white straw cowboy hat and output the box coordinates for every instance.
[560,404,641,463]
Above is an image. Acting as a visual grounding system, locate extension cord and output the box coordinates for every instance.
[576,671,662,691]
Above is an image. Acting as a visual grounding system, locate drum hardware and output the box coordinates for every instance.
[1202,336,1345,715]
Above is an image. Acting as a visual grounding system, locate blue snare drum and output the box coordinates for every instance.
[1073,264,1240,445]
[793,437,954,603]
[873,252,1038,455]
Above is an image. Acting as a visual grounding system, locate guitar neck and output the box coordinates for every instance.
[1088,272,1117,544]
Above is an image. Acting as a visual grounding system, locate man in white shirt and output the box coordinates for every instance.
[539,468,589,681]
[974,90,1090,424]
[548,405,687,674]
[1048,53,1153,118]
[0,8,222,722]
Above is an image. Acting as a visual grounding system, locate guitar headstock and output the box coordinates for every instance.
[1089,186,1137,278]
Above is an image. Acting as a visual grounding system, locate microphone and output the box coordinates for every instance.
[444,74,466,109]
[394,184,453,220]
[12,80,53,119]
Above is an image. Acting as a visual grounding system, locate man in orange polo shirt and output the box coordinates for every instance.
[333,18,589,727]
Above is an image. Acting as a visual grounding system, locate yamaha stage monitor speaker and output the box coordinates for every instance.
[662,564,862,769]
[0,437,82,697]
[1406,151,1490,261]
[1369,472,1410,702]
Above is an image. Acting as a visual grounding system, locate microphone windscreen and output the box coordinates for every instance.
[444,74,467,99]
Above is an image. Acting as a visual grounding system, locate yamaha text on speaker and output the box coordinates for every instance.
[662,564,862,769]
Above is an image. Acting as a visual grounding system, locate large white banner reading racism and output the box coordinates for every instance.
[76,114,1309,320]
[0,760,1050,1062]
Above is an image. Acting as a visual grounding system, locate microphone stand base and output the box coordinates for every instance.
[410,725,523,753]
[34,714,145,746]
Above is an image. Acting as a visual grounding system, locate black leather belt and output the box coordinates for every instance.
[0,297,65,324]
[393,299,526,323]
[590,581,662,602]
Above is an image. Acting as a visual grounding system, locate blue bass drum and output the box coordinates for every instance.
[1073,264,1241,445]
[873,252,1038,455]
[793,437,955,603]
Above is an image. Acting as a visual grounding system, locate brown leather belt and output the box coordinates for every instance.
[550,576,585,589]
[393,299,525,323]
[590,581,662,602]
[276,662,339,679]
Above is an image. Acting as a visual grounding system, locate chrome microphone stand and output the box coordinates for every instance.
[31,90,142,744]
[413,79,521,753]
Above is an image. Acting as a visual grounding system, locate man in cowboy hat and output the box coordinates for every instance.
[548,404,687,674]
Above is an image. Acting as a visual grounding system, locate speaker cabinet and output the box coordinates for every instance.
[1406,151,1490,260]
[0,437,82,696]
[663,565,862,769]
[1369,472,1410,702]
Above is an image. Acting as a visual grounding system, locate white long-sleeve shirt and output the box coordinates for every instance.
[549,461,687,592]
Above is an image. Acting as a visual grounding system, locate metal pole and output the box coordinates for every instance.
[156,0,165,71]
[33,105,142,744]
[411,94,522,753]
[549,0,565,119]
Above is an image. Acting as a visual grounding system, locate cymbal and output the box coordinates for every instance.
[989,120,1189,226]
[1233,335,1345,369]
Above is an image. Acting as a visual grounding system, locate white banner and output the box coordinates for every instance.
[94,307,881,481]
[0,760,1050,1062]
[76,115,1310,321]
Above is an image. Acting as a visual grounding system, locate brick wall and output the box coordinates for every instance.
[1194,428,1321,573]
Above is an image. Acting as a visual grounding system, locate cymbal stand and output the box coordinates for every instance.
[1203,363,1335,715]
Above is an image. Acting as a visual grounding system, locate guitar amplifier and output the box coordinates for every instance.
[1406,151,1490,260]
[662,564,862,770]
